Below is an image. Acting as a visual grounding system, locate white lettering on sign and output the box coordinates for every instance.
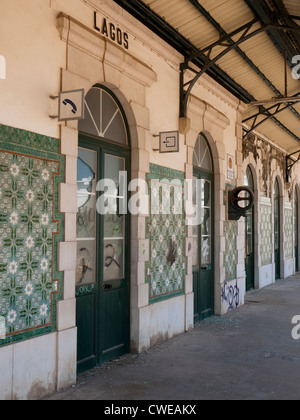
[0,55,6,80]
[292,55,300,80]
[94,12,129,50]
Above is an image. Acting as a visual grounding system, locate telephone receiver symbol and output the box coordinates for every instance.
[62,99,77,115]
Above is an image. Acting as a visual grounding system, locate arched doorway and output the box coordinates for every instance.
[192,133,214,322]
[274,177,281,280]
[76,85,131,373]
[244,166,255,291]
[295,187,299,272]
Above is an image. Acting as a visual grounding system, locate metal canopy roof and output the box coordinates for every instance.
[113,0,300,152]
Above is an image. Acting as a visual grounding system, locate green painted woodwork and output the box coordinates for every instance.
[76,134,130,373]
[245,167,255,292]
[193,168,214,322]
[274,180,280,280]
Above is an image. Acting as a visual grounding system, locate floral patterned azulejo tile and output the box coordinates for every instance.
[146,164,187,304]
[0,147,62,342]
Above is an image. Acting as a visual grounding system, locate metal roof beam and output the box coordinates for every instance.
[188,0,299,99]
[187,0,300,140]
[113,0,254,103]
[113,0,300,144]
[244,0,300,60]
[180,19,300,117]
[243,93,300,140]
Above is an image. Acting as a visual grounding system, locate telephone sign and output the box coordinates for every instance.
[58,89,85,122]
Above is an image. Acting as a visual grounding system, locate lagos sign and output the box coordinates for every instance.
[94,12,129,50]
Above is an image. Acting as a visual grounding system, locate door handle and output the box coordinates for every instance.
[201,265,212,271]
[102,283,113,290]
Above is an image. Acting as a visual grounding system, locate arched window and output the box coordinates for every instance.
[76,85,131,371]
[193,134,213,173]
[79,86,129,145]
[244,166,254,191]
[192,133,214,321]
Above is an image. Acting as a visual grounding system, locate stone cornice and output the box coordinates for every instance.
[57,13,157,88]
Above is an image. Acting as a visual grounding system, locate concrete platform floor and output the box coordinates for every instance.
[45,275,300,400]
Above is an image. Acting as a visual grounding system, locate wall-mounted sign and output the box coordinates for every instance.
[228,187,254,220]
[227,154,234,180]
[94,12,129,50]
[58,89,85,122]
[159,131,180,154]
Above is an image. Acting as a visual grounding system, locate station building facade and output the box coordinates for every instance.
[0,0,299,399]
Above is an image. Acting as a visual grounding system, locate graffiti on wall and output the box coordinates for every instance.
[221,280,240,312]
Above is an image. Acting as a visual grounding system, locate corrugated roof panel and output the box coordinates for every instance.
[284,0,300,15]
[207,0,255,34]
[238,32,299,98]
[145,0,221,49]
[275,106,300,134]
[217,49,277,99]
[252,119,299,151]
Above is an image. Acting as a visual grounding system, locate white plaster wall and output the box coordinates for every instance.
[0,0,77,400]
[136,295,186,352]
[0,328,77,400]
[0,333,57,400]
[0,0,65,138]
[258,264,274,289]
[284,259,294,279]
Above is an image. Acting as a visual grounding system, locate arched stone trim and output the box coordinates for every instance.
[242,162,260,290]
[272,175,284,279]
[56,11,158,363]
[186,126,229,318]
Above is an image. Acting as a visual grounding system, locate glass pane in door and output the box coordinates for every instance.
[274,199,279,251]
[103,154,126,281]
[201,180,211,266]
[192,176,199,268]
[245,213,253,254]
[76,148,97,286]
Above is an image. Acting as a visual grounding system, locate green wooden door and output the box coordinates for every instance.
[76,141,130,372]
[244,167,255,291]
[274,179,280,280]
[100,150,130,364]
[245,209,255,291]
[192,134,214,323]
[76,146,98,372]
[193,172,214,322]
[76,85,131,373]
